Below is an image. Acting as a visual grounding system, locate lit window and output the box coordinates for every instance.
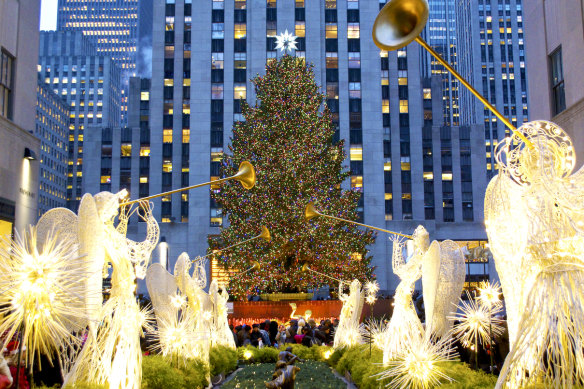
[325,23,337,39]
[349,82,361,98]
[163,129,173,143]
[423,88,431,99]
[140,177,148,183]
[182,129,190,143]
[442,173,453,180]
[384,162,391,171]
[162,160,172,172]
[141,91,150,101]
[234,84,246,99]
[326,52,338,69]
[351,175,363,189]
[350,147,362,161]
[140,146,150,156]
[382,99,389,114]
[100,176,111,184]
[121,143,132,156]
[399,100,408,113]
[295,22,305,38]
[234,23,246,39]
[234,53,246,69]
[234,0,245,9]
[347,23,360,39]
[212,84,224,99]
[212,53,224,69]
[348,53,360,68]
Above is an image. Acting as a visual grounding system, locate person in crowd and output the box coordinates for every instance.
[300,326,313,347]
[296,318,306,336]
[250,324,263,347]
[238,325,251,346]
[259,325,272,347]
[294,326,306,344]
[230,324,239,347]
[275,324,290,346]
[0,350,12,389]
[269,321,279,346]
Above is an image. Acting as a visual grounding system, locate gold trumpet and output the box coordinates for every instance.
[120,161,256,207]
[305,202,412,239]
[372,0,532,148]
[198,226,271,262]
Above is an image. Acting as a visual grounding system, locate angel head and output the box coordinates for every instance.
[412,225,430,254]
[94,190,127,223]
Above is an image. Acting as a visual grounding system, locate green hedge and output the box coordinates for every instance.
[208,345,238,377]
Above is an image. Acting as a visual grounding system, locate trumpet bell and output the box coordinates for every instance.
[252,260,261,271]
[301,263,310,272]
[372,0,429,51]
[259,226,271,242]
[235,161,256,190]
[305,202,320,221]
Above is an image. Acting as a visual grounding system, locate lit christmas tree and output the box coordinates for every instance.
[210,55,375,299]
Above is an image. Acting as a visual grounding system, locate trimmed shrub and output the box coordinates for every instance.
[209,345,238,376]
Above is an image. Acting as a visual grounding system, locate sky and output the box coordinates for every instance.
[40,0,58,31]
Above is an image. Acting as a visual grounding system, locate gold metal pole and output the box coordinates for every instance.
[229,261,261,280]
[195,227,271,262]
[305,202,412,239]
[121,177,231,207]
[414,36,533,149]
[320,213,412,239]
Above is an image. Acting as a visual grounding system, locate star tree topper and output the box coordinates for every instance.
[275,29,298,52]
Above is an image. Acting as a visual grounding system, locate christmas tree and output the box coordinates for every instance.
[210,55,375,300]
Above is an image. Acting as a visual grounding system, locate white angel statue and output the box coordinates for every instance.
[486,120,584,388]
[333,279,364,349]
[63,191,159,389]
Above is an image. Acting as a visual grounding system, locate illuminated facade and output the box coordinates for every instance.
[455,0,529,178]
[83,0,490,293]
[0,0,41,234]
[36,79,70,216]
[56,0,153,122]
[38,31,122,211]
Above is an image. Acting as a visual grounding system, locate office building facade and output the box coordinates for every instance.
[57,0,153,121]
[524,0,584,164]
[455,0,529,178]
[38,31,122,211]
[84,0,491,293]
[36,79,70,216]
[0,0,41,235]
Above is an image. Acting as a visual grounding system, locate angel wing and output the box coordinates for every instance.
[36,207,78,250]
[429,240,465,338]
[485,174,533,347]
[421,241,441,337]
[145,263,178,323]
[77,194,106,330]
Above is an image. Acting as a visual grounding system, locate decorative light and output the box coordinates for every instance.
[477,280,501,308]
[376,336,456,389]
[0,227,89,368]
[274,29,298,52]
[323,350,332,360]
[333,280,365,349]
[243,350,253,360]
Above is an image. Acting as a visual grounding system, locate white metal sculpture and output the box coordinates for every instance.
[208,279,236,349]
[485,120,584,388]
[382,225,465,363]
[63,191,159,389]
[333,279,364,349]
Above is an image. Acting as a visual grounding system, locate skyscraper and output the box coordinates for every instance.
[423,0,460,127]
[36,78,70,216]
[83,0,492,293]
[0,0,41,234]
[56,0,153,122]
[38,31,122,210]
[455,0,529,178]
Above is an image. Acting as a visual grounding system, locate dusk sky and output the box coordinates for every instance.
[40,0,58,31]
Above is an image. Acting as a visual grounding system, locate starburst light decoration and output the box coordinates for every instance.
[333,279,364,349]
[477,280,501,309]
[485,120,584,388]
[0,227,89,368]
[360,318,389,347]
[450,292,504,349]
[376,335,457,389]
[274,29,298,52]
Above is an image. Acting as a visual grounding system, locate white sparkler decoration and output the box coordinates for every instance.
[376,335,457,389]
[275,29,298,52]
[0,227,89,368]
[450,292,504,350]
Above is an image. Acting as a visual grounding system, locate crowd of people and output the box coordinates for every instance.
[230,318,339,348]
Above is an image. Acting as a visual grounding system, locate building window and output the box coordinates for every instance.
[550,47,566,115]
[0,50,13,119]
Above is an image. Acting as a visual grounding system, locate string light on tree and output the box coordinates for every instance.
[210,55,375,299]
